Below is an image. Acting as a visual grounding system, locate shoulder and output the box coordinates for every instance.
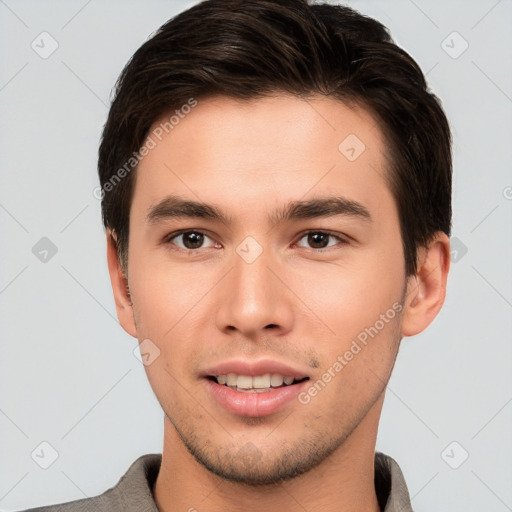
[18,454,162,512]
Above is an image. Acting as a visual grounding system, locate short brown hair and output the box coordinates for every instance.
[98,0,452,276]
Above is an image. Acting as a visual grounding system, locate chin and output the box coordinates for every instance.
[180,428,348,486]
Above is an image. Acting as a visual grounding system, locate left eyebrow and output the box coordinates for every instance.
[145,194,372,226]
[269,196,372,226]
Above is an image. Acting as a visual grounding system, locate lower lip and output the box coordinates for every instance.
[205,378,309,417]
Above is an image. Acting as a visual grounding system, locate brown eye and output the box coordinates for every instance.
[307,232,330,249]
[182,231,204,249]
[296,231,345,250]
[167,230,217,250]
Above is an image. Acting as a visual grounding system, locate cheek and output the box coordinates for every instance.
[128,244,224,386]
[129,243,214,334]
[290,251,404,346]
[128,255,207,402]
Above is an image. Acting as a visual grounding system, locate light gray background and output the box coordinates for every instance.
[1,0,511,510]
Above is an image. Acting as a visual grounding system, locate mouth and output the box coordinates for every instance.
[207,373,310,393]
[201,360,311,417]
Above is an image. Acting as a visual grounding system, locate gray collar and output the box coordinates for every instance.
[97,452,413,512]
[375,452,413,512]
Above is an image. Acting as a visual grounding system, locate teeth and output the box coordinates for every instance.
[252,374,271,388]
[214,373,300,390]
[237,375,253,389]
[270,374,284,387]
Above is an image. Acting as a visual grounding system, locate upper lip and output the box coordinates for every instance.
[201,359,310,380]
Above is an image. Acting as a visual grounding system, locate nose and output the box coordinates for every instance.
[215,245,294,340]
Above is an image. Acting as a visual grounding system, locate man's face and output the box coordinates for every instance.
[123,94,408,484]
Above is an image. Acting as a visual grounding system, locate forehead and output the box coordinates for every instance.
[132,93,393,222]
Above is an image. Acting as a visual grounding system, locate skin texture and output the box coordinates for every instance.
[107,94,450,512]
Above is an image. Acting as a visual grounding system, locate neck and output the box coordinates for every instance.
[154,398,383,512]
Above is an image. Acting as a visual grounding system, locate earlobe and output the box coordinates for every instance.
[106,231,138,338]
[401,232,451,337]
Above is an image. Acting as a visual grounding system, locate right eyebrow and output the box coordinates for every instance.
[146,195,232,226]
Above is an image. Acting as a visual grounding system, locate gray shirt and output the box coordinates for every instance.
[20,452,413,511]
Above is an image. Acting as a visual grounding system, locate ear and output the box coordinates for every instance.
[401,232,451,337]
[106,230,137,338]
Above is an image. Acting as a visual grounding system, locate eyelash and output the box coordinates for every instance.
[163,229,349,253]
